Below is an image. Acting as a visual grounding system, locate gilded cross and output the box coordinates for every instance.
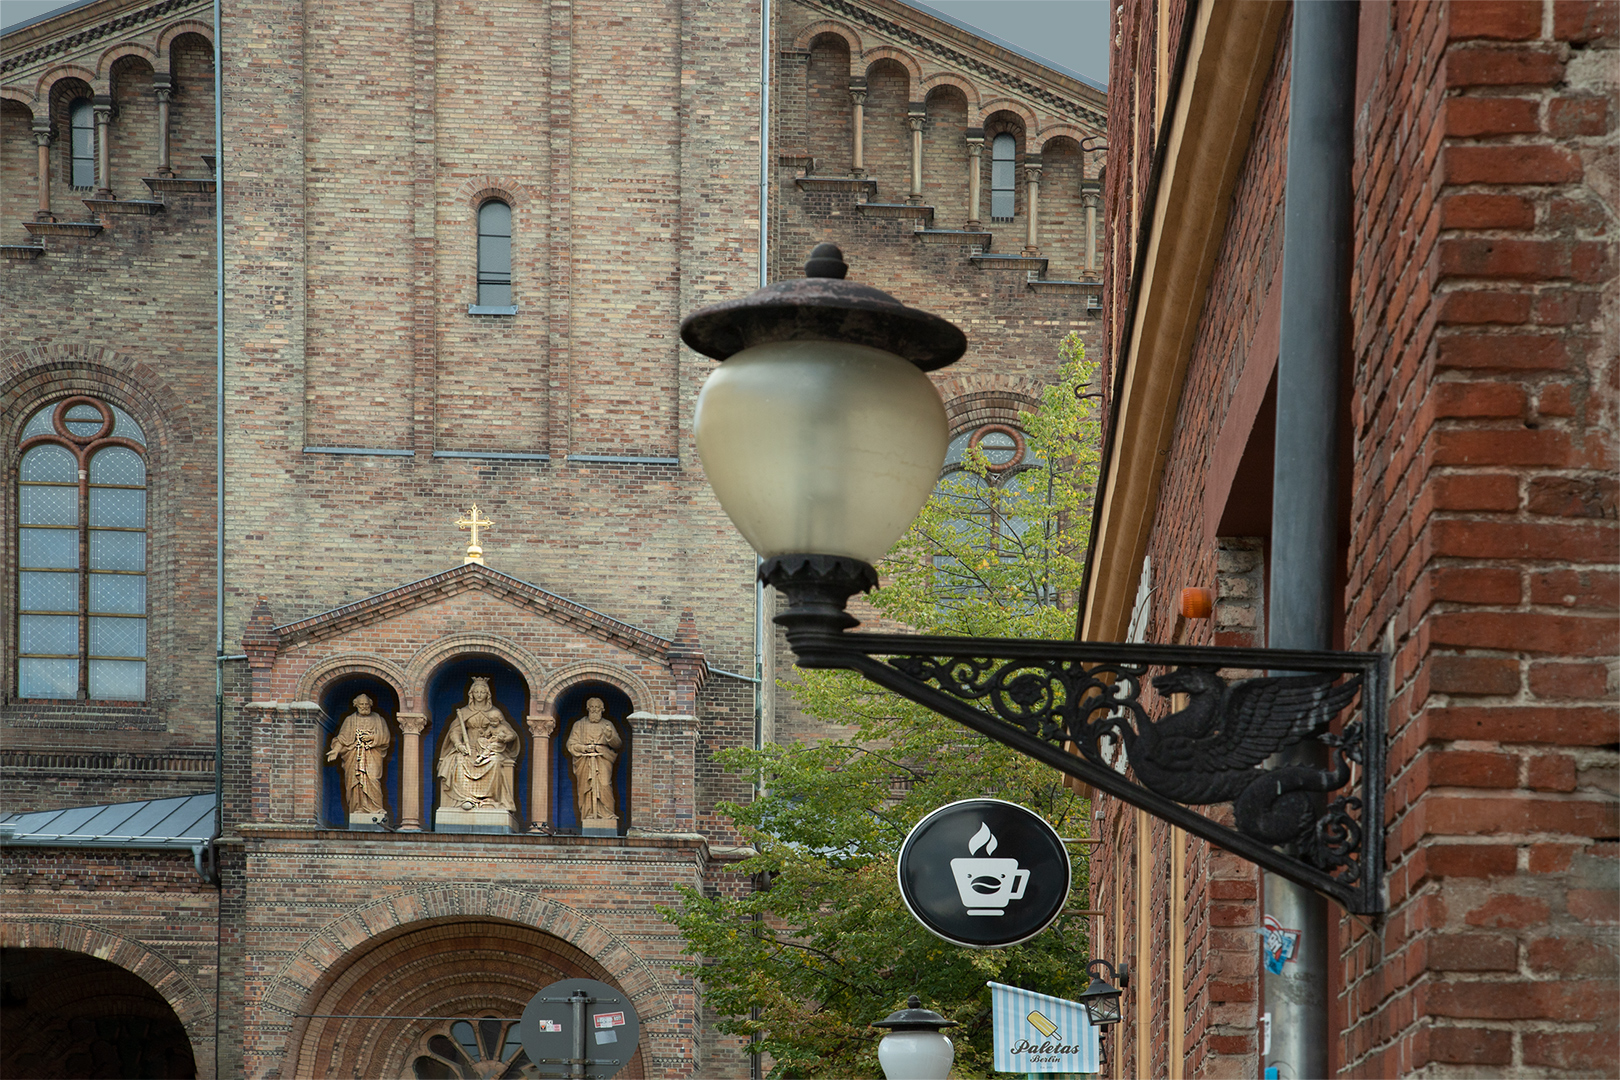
[457,503,493,565]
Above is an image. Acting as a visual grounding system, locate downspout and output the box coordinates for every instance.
[212,0,226,1076]
[751,4,770,1079]
[1263,5,1358,1079]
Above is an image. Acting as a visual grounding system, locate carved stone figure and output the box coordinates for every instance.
[565,697,623,829]
[327,693,393,820]
[436,677,520,812]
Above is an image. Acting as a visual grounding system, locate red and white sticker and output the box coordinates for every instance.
[594,1011,626,1029]
[535,1020,562,1033]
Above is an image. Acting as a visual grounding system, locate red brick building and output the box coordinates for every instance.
[1,0,1104,1075]
[1084,1,1615,1077]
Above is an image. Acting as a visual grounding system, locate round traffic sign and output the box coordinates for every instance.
[897,798,1071,948]
[519,978,640,1079]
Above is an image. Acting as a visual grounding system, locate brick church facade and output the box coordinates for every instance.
[1,0,1104,1076]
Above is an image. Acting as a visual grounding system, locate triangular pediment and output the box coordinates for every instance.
[270,563,676,665]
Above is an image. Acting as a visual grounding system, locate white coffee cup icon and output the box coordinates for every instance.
[950,857,1029,915]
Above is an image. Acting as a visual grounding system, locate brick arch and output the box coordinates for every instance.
[936,372,1045,431]
[296,653,411,706]
[37,66,103,103]
[1,86,38,110]
[406,633,546,708]
[156,21,214,63]
[862,46,922,85]
[455,173,533,212]
[0,919,216,1054]
[97,43,159,82]
[794,19,862,59]
[921,72,979,113]
[979,99,1038,134]
[268,897,673,1077]
[536,660,656,716]
[2,343,194,461]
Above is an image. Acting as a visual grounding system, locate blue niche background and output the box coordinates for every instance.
[319,676,402,828]
[426,655,531,827]
[552,681,633,834]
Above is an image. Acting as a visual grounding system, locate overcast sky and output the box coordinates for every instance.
[2,0,1108,84]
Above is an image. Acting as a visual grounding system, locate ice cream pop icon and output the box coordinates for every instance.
[1027,1009,1059,1038]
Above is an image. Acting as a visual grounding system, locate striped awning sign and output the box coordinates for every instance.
[988,981,1099,1074]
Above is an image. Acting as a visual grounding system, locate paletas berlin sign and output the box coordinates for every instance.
[897,798,1071,948]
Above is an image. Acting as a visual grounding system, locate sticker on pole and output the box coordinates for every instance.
[1261,915,1300,975]
[519,978,640,1078]
[897,798,1071,948]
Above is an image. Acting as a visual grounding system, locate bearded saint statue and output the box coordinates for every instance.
[327,693,393,817]
[565,696,623,828]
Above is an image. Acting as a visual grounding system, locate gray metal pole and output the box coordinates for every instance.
[1266,3,1358,1079]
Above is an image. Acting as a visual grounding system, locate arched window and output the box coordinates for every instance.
[933,422,1047,600]
[477,200,512,308]
[69,98,95,189]
[17,397,148,700]
[410,1016,530,1079]
[990,132,1017,222]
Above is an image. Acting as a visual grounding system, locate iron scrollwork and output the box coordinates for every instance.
[815,634,1385,914]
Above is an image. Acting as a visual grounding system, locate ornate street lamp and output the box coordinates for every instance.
[871,995,957,1080]
[1076,959,1128,1028]
[681,244,1388,915]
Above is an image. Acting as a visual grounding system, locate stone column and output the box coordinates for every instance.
[965,129,984,228]
[32,120,53,221]
[526,714,556,831]
[849,79,867,177]
[1081,179,1102,276]
[906,103,926,205]
[154,75,173,177]
[1023,156,1043,257]
[396,712,427,830]
[93,95,114,199]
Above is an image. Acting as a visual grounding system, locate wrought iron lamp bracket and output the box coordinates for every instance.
[788,626,1387,914]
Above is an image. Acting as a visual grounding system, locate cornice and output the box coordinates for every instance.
[1,0,209,80]
[799,0,1107,129]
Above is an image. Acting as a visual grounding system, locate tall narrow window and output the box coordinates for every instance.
[990,133,1017,222]
[477,201,512,308]
[69,98,95,189]
[17,397,148,700]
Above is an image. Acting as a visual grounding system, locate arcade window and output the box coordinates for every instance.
[476,200,513,309]
[17,397,148,700]
[69,98,95,189]
[933,422,1048,599]
[990,132,1017,222]
[410,1017,530,1079]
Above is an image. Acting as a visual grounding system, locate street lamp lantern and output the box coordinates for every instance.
[681,243,1389,917]
[682,242,965,642]
[871,995,958,1080]
[1076,959,1128,1028]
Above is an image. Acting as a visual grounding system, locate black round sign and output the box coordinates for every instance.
[897,798,1071,948]
[519,978,640,1079]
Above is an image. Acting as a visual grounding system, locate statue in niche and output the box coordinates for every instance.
[327,693,393,819]
[437,677,520,812]
[565,697,623,829]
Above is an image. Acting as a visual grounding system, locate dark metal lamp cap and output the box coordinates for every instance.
[679,243,967,372]
[872,995,958,1032]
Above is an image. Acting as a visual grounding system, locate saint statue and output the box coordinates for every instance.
[565,697,623,829]
[327,693,393,818]
[436,677,520,812]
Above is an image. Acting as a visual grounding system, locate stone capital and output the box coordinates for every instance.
[906,114,926,133]
[849,88,867,106]
[32,119,52,144]
[526,715,557,739]
[397,712,428,735]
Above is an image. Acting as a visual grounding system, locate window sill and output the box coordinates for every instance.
[467,305,518,316]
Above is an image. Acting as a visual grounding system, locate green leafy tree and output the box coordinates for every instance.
[666,336,1102,1078]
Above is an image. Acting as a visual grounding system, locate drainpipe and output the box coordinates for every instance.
[212,0,226,1076]
[752,5,770,1078]
[1264,5,1358,1080]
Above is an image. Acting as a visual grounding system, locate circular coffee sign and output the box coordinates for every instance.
[897,798,1071,948]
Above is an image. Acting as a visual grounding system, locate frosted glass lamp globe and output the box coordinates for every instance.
[876,1028,955,1080]
[693,338,948,564]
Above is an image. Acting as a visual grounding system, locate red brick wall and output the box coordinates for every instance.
[1341,1,1619,1074]
[1,99,34,239]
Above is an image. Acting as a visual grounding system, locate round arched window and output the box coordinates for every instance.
[17,396,148,700]
[410,1016,530,1079]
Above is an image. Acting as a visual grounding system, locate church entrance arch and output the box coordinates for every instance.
[426,654,531,832]
[285,918,646,1079]
[0,947,198,1078]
